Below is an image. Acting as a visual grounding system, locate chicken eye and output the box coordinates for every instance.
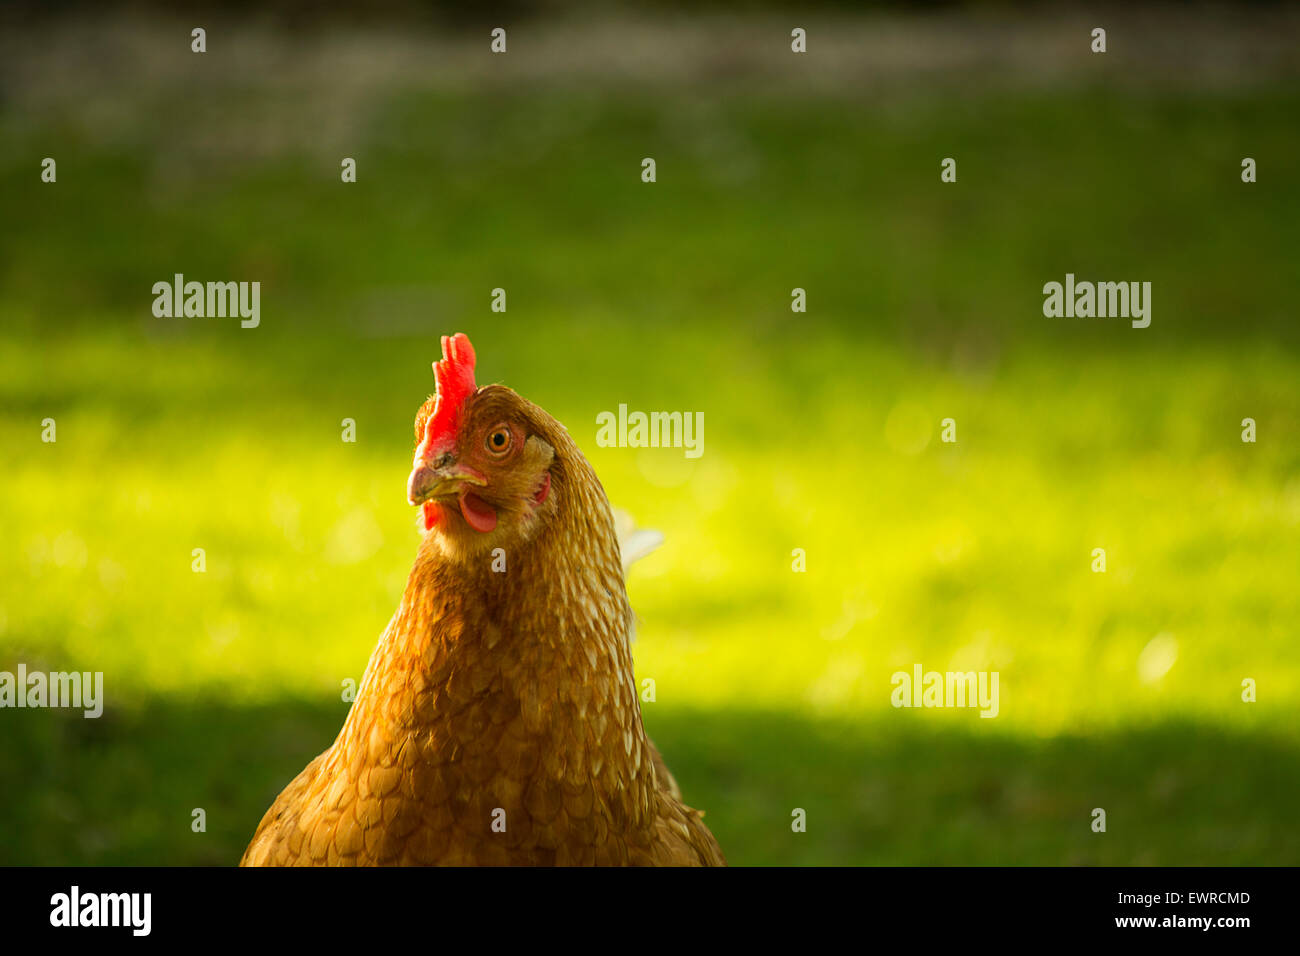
[486,426,512,455]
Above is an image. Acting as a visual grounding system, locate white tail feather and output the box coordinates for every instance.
[612,508,664,572]
[611,508,663,644]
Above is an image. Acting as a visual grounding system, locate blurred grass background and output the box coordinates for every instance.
[1,4,1298,865]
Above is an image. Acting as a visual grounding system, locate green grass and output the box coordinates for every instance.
[1,66,1297,864]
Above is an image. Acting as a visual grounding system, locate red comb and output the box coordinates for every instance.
[420,333,477,454]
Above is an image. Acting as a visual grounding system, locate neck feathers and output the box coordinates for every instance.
[342,433,654,822]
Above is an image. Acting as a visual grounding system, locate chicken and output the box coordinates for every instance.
[241,333,724,866]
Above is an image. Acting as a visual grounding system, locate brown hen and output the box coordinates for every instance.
[240,333,724,866]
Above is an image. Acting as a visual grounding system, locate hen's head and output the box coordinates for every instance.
[407,333,560,552]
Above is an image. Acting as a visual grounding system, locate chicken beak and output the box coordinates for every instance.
[406,458,487,506]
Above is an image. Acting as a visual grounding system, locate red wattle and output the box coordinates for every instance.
[458,491,498,533]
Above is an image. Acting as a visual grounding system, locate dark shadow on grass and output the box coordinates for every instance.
[1,699,1294,865]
